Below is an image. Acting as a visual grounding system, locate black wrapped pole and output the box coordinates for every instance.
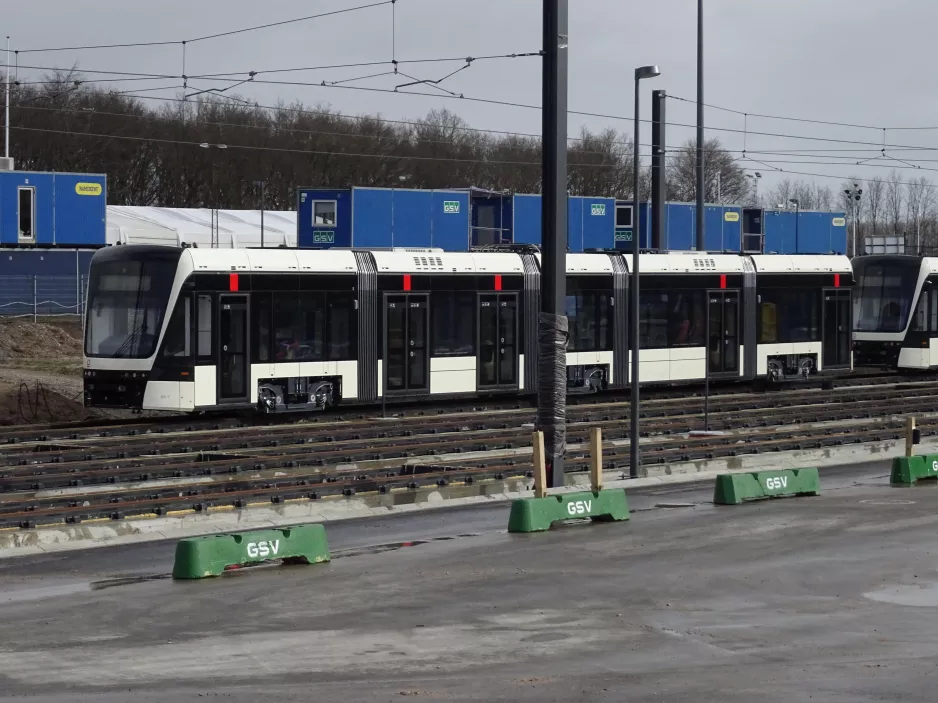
[538,0,569,489]
[651,90,666,250]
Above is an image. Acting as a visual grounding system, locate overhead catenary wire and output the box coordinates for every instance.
[667,92,938,135]
[18,122,938,190]
[23,100,938,167]
[13,63,938,154]
[15,0,395,53]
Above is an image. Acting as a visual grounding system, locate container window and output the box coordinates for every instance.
[313,201,337,227]
[615,205,633,228]
[18,187,35,240]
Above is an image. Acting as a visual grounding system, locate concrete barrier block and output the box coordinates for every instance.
[713,468,821,505]
[172,524,330,579]
[890,455,938,486]
[507,490,630,533]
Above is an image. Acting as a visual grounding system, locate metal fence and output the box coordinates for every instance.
[0,275,88,319]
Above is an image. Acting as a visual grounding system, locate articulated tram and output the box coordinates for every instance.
[82,245,853,412]
[852,255,938,370]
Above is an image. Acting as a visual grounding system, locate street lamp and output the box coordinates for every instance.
[746,172,762,205]
[253,180,266,249]
[844,184,862,256]
[200,143,227,248]
[631,64,661,480]
[789,198,800,252]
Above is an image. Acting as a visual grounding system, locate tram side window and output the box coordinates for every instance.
[637,290,706,349]
[565,293,613,352]
[932,289,938,332]
[273,293,356,362]
[197,295,212,357]
[910,287,938,333]
[252,293,272,362]
[327,294,356,360]
[431,291,475,356]
[758,289,820,343]
[639,292,670,349]
[274,296,302,361]
[668,291,705,347]
[162,295,192,357]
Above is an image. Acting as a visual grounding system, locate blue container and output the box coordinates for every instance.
[509,193,615,252]
[0,248,96,316]
[763,209,847,254]
[629,202,743,252]
[470,191,513,246]
[0,171,106,247]
[297,187,470,250]
[0,248,94,276]
[296,188,352,247]
[509,193,542,247]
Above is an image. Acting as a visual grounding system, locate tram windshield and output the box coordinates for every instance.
[853,257,921,333]
[84,248,181,358]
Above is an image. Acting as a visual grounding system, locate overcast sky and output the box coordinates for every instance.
[6,0,938,199]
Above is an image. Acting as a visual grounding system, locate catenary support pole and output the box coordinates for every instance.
[650,90,666,250]
[537,0,569,489]
[631,75,641,478]
[695,0,705,252]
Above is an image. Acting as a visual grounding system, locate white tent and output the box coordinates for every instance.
[106,206,298,248]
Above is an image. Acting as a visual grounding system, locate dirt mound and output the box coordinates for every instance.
[0,319,83,362]
[0,381,96,426]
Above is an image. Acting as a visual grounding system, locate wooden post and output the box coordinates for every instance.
[590,427,604,492]
[906,416,917,457]
[532,431,547,498]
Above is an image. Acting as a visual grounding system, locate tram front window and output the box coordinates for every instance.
[85,254,178,359]
[853,258,920,333]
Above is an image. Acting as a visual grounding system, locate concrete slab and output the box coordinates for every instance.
[0,460,935,701]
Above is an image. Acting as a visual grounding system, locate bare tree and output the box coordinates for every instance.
[815,185,834,211]
[885,170,904,235]
[907,176,936,252]
[906,177,925,251]
[666,138,749,203]
[866,177,885,237]
[762,178,794,210]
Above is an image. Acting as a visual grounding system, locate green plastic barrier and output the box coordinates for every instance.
[713,468,821,505]
[890,455,938,486]
[507,489,630,533]
[172,524,330,580]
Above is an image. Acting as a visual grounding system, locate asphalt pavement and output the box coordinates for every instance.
[3,459,938,702]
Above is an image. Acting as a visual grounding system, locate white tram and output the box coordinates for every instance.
[82,245,853,412]
[853,255,938,370]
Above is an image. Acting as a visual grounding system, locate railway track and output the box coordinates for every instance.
[0,376,934,529]
[0,368,916,445]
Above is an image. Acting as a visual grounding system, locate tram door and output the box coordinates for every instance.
[478,293,519,388]
[708,291,740,377]
[384,294,429,394]
[218,295,248,402]
[823,289,851,368]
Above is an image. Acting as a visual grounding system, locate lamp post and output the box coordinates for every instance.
[253,180,266,248]
[746,172,762,205]
[199,142,228,248]
[844,184,862,256]
[631,64,661,480]
[789,198,800,252]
